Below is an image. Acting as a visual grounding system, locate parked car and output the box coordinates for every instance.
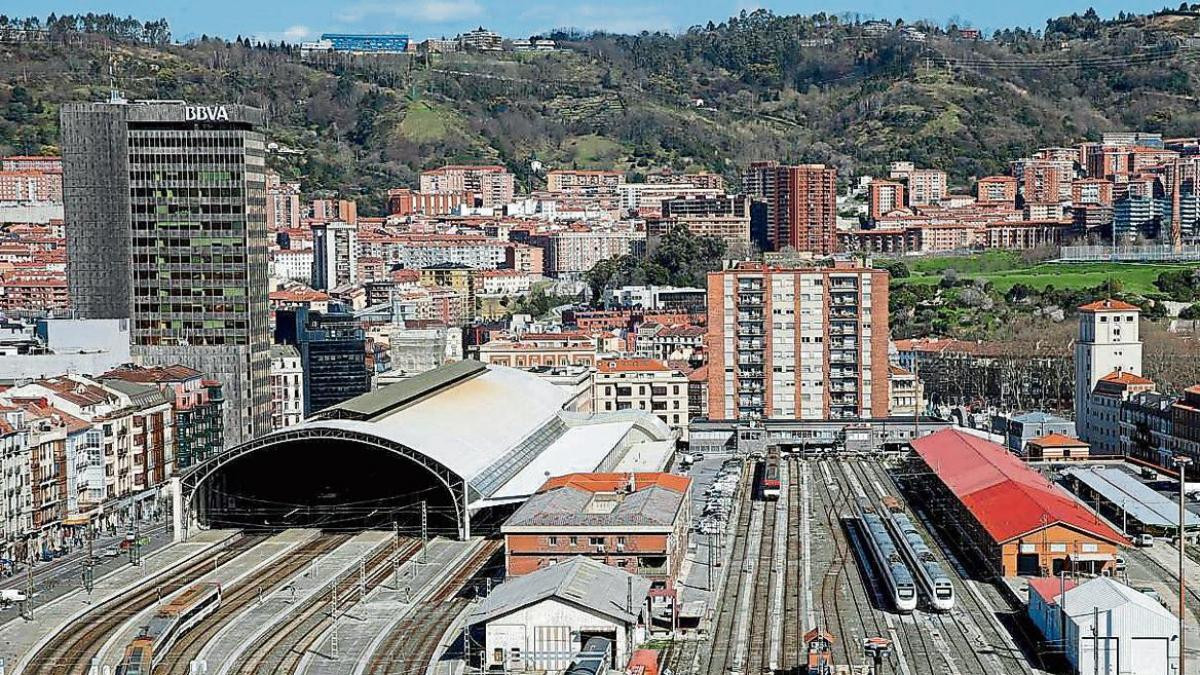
[103,546,120,558]
[1135,534,1154,547]
[1114,555,1127,572]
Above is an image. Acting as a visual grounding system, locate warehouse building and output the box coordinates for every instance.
[910,429,1127,577]
[1028,576,1178,675]
[468,557,651,672]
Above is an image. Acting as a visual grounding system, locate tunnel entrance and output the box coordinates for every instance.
[196,437,461,537]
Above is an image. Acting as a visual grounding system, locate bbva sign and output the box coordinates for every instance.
[185,105,230,121]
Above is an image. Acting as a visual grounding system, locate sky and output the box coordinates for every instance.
[7,1,1174,43]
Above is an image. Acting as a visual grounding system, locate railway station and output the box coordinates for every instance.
[175,361,677,539]
[1062,465,1200,536]
[908,429,1128,576]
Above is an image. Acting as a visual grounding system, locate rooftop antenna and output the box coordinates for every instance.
[107,57,126,103]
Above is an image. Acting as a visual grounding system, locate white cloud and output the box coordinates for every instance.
[519,3,676,34]
[283,25,312,40]
[339,0,485,24]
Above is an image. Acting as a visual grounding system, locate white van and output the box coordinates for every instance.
[1135,534,1154,547]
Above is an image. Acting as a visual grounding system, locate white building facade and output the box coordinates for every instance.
[269,344,305,430]
[1074,300,1143,448]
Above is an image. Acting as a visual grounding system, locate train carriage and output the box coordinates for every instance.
[759,449,780,501]
[883,508,955,611]
[858,510,917,613]
[116,582,222,674]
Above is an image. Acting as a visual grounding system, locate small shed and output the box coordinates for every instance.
[1030,576,1178,675]
[1024,433,1090,461]
[468,556,652,672]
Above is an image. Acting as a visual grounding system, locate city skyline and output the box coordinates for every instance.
[2,0,1176,43]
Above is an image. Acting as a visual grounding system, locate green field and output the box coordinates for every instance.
[890,252,1200,294]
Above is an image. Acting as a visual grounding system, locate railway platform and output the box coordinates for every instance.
[92,529,322,670]
[1,528,238,672]
[204,529,394,675]
[296,536,483,675]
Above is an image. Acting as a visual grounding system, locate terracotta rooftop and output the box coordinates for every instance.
[1098,370,1154,386]
[597,358,672,373]
[1028,432,1088,448]
[1078,299,1140,312]
[538,472,691,495]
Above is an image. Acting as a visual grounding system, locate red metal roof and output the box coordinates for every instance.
[912,429,1127,546]
[1028,577,1077,604]
[1028,432,1088,448]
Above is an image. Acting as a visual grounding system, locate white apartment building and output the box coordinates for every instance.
[312,220,357,291]
[594,358,690,439]
[0,409,31,562]
[1074,299,1143,450]
[271,248,314,283]
[380,236,507,270]
[537,228,642,276]
[270,344,305,430]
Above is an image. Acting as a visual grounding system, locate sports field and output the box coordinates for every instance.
[890,251,1200,294]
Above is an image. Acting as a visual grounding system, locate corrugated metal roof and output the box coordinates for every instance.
[1063,467,1200,529]
[912,429,1128,546]
[312,359,487,420]
[468,557,651,626]
[1060,577,1175,622]
[503,484,686,528]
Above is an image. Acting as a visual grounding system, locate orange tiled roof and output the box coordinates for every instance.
[1078,299,1140,312]
[1098,370,1154,386]
[538,472,691,495]
[1028,432,1088,448]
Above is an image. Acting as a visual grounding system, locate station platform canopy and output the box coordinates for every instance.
[1063,466,1200,530]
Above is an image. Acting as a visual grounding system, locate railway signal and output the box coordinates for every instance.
[863,636,891,674]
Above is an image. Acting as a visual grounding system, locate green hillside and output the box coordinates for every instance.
[2,8,1200,213]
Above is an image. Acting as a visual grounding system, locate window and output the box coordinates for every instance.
[1020,543,1035,553]
[590,536,605,546]
[548,536,558,547]
[1081,543,1098,553]
[569,536,578,546]
[1049,543,1066,553]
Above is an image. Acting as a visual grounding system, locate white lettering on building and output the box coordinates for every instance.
[185,105,230,121]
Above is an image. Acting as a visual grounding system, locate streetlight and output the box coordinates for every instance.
[1176,455,1191,675]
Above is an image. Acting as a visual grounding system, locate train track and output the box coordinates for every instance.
[746,472,778,673]
[363,538,503,675]
[782,457,803,671]
[154,534,351,675]
[231,536,422,675]
[700,464,753,675]
[25,533,266,675]
[857,458,1034,675]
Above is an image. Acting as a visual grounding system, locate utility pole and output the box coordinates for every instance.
[1177,455,1191,675]
[358,557,366,600]
[24,556,33,619]
[84,535,94,594]
[420,501,428,564]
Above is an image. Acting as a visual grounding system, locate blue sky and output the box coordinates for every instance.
[8,1,1172,42]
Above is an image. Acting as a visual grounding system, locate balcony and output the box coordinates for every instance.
[830,308,857,320]
[738,325,764,337]
[738,369,765,379]
[738,397,764,408]
[737,312,764,322]
[737,340,764,350]
[737,356,764,366]
[738,382,764,393]
[829,323,858,337]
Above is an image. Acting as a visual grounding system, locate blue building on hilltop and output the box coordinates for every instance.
[319,33,410,53]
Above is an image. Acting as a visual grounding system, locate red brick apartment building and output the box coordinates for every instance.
[501,472,692,594]
[706,260,890,421]
[419,164,514,207]
[742,161,838,254]
[868,180,906,220]
[975,175,1018,206]
[546,169,624,193]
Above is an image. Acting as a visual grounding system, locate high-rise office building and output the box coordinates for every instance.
[742,161,838,254]
[274,305,370,416]
[61,99,271,447]
[706,260,890,421]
